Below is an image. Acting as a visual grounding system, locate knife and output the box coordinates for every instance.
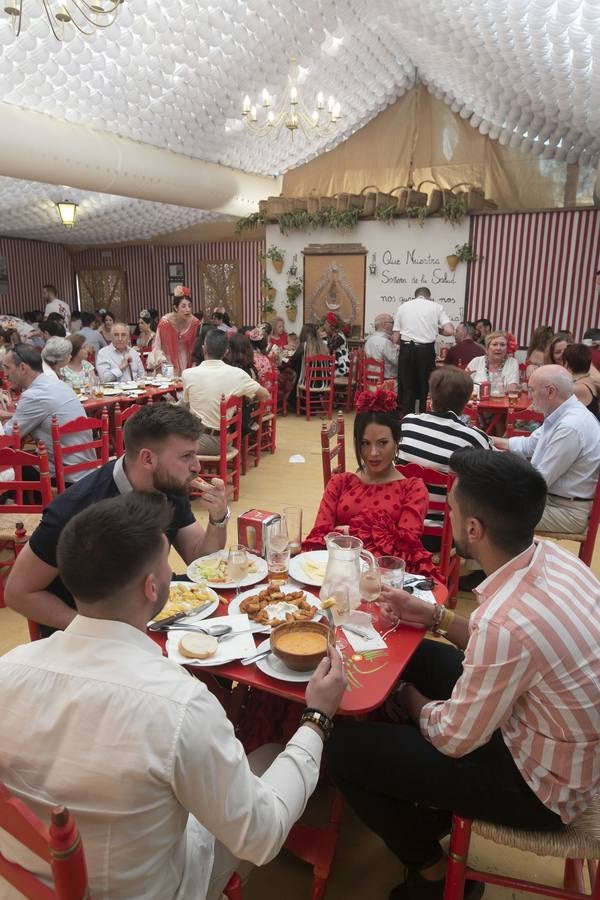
[240,647,272,666]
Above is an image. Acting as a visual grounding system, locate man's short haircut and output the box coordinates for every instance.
[461,322,476,339]
[111,322,130,334]
[212,311,225,323]
[450,448,547,554]
[415,287,431,299]
[10,343,43,373]
[204,327,228,359]
[476,318,493,330]
[47,312,65,324]
[534,365,574,399]
[429,366,474,414]
[57,492,173,604]
[80,311,96,327]
[43,284,57,296]
[563,343,592,375]
[123,403,202,459]
[41,319,66,338]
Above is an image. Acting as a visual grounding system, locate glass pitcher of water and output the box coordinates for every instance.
[320,532,378,613]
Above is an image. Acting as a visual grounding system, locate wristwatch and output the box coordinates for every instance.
[300,707,334,741]
[431,604,454,637]
[208,507,231,528]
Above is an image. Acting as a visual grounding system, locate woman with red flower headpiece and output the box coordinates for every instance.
[150,286,201,375]
[322,312,350,377]
[303,390,437,577]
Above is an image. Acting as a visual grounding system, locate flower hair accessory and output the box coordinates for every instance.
[173,285,191,299]
[506,332,518,355]
[355,389,397,413]
[325,311,338,326]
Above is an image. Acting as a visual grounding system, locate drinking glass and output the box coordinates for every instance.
[324,584,350,636]
[265,521,290,586]
[282,506,302,557]
[227,544,248,596]
[359,565,382,604]
[377,556,405,590]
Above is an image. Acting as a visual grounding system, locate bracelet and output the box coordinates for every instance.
[431,604,454,637]
[208,507,231,528]
[300,707,334,741]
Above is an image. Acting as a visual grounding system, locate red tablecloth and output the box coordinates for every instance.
[466,396,530,435]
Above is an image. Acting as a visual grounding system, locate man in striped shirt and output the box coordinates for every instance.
[328,449,600,900]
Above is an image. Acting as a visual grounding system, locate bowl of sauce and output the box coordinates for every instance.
[270,621,329,672]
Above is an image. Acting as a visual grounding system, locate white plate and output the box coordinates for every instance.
[288,551,329,586]
[227,584,322,633]
[186,552,268,589]
[149,581,219,626]
[100,386,126,395]
[166,614,256,667]
[254,639,315,683]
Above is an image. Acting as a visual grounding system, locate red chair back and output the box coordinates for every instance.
[321,412,346,487]
[114,403,141,457]
[396,462,455,585]
[579,477,600,566]
[196,394,243,501]
[297,355,336,420]
[51,411,109,493]
[0,445,52,512]
[344,348,364,411]
[363,356,385,391]
[0,422,20,450]
[505,407,543,437]
[138,347,153,371]
[0,781,90,900]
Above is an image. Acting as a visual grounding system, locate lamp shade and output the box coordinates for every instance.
[56,200,78,228]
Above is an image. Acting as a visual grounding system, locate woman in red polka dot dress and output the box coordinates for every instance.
[303,390,437,576]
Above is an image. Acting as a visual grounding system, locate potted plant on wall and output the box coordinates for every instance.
[266,245,285,273]
[447,242,479,270]
[261,274,277,301]
[285,276,303,322]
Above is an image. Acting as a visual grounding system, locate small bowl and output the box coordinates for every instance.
[270,621,329,672]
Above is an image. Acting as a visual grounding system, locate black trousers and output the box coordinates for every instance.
[326,640,561,870]
[398,342,436,416]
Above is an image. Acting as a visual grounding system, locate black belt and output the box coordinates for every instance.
[202,427,220,436]
[400,341,434,347]
[547,493,593,502]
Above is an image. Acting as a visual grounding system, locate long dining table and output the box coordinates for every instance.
[466,394,530,435]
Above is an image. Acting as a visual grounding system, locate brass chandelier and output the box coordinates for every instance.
[242,57,341,139]
[3,0,124,39]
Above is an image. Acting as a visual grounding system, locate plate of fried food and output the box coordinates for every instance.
[186,551,267,589]
[227,583,323,632]
[149,581,219,627]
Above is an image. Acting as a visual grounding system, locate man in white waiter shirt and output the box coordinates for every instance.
[0,491,346,900]
[96,322,145,383]
[393,288,454,417]
[364,313,399,382]
[493,365,600,534]
[42,283,71,330]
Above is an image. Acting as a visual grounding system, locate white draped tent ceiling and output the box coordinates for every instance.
[0,0,599,244]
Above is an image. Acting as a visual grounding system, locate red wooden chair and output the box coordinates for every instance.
[51,410,110,493]
[0,781,90,899]
[0,519,29,609]
[505,407,544,437]
[536,477,600,568]
[242,370,278,475]
[396,462,460,606]
[321,412,346,488]
[362,356,385,392]
[444,796,600,900]
[114,403,142,457]
[297,355,336,420]
[333,348,362,411]
[0,445,52,513]
[196,394,243,501]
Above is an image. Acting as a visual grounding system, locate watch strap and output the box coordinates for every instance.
[300,707,334,741]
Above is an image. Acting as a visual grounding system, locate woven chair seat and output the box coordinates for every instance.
[473,794,600,859]
[334,377,349,386]
[197,447,239,463]
[536,530,587,542]
[262,413,274,422]
[298,385,330,393]
[0,513,42,542]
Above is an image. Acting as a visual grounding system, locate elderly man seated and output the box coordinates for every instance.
[364,313,399,381]
[494,364,600,534]
[96,321,145,383]
[444,322,485,367]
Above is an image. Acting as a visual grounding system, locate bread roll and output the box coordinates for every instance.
[178,633,218,659]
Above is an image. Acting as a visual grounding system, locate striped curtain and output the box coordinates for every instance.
[0,237,74,314]
[468,209,600,344]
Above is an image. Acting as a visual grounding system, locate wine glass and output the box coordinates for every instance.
[227,544,248,596]
[359,564,382,604]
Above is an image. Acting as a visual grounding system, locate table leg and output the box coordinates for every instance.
[284,788,344,900]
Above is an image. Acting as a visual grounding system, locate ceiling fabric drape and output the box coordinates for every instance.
[282,86,595,212]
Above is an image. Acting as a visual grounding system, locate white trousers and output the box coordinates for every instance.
[536,495,592,535]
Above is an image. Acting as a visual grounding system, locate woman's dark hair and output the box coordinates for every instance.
[526,324,554,356]
[227,333,254,373]
[248,332,268,354]
[101,310,115,323]
[57,492,173,604]
[192,324,217,365]
[222,312,231,327]
[238,325,253,336]
[68,333,87,357]
[139,311,153,325]
[353,410,401,470]
[449,448,546,555]
[545,331,573,364]
[172,295,191,310]
[46,311,65,324]
[261,321,273,336]
[41,319,66,338]
[563,342,592,375]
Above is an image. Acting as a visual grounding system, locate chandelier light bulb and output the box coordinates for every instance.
[242,94,251,115]
[317,91,324,109]
[3,0,123,38]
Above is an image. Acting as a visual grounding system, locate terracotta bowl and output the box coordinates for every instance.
[270,621,329,672]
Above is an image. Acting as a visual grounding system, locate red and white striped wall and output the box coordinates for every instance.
[468,209,600,343]
[0,237,74,314]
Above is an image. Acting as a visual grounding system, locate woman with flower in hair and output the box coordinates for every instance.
[322,311,350,377]
[151,286,200,375]
[303,390,435,575]
[135,310,156,349]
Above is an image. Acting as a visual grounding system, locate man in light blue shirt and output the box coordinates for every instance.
[494,365,600,534]
[78,311,105,354]
[364,313,399,381]
[96,322,144,383]
[0,343,96,482]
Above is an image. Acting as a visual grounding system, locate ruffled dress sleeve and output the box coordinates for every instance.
[302,474,349,550]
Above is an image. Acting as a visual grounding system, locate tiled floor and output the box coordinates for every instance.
[1,412,597,899]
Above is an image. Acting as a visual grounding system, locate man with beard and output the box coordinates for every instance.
[493,364,600,534]
[327,448,600,900]
[5,403,228,637]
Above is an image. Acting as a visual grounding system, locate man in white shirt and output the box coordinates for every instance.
[0,491,346,900]
[96,322,145,383]
[42,284,71,330]
[364,313,399,382]
[393,288,454,417]
[182,328,270,453]
[494,365,600,533]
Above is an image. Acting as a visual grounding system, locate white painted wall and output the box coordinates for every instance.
[265,217,469,335]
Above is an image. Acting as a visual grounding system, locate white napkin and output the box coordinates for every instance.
[413,589,437,606]
[166,614,256,666]
[341,611,387,652]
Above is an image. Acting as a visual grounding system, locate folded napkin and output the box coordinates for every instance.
[166,614,256,667]
[341,611,387,652]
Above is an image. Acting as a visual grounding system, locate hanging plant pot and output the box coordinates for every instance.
[287,307,297,322]
[272,259,284,274]
[447,254,459,271]
[267,287,277,301]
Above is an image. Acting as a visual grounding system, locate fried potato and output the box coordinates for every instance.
[238,584,317,625]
